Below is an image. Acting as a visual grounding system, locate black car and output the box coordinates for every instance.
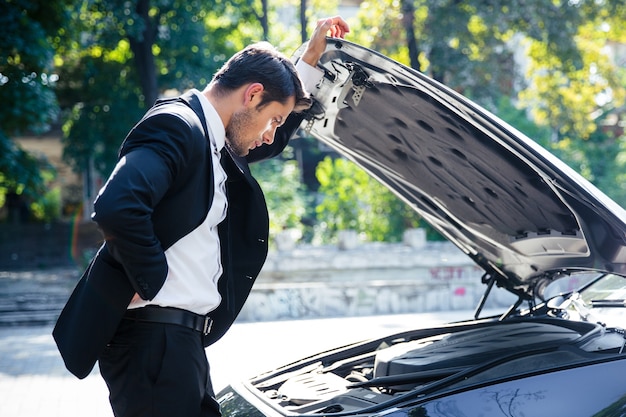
[216,39,626,417]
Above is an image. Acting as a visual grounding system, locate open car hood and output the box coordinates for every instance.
[297,39,626,299]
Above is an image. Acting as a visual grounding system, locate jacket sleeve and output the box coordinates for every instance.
[92,108,202,300]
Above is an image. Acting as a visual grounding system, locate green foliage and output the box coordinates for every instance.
[250,151,310,241]
[0,0,62,135]
[59,54,145,177]
[5,0,626,232]
[493,96,552,147]
[520,19,626,144]
[314,156,420,243]
[546,113,626,209]
[58,0,328,178]
[58,0,218,176]
[0,132,54,206]
[30,186,62,222]
[584,125,626,208]
[612,134,626,208]
[0,0,67,220]
[349,0,620,110]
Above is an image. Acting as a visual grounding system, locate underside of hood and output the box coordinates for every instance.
[297,39,626,299]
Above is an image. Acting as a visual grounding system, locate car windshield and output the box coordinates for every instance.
[550,273,626,328]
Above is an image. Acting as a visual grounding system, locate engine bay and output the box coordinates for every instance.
[248,318,626,415]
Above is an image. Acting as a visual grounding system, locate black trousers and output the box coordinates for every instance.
[98,318,221,417]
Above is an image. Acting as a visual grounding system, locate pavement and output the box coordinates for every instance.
[0,268,478,417]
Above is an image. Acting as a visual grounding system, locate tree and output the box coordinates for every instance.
[520,8,626,143]
[0,0,69,221]
[59,0,225,178]
[58,0,333,179]
[352,1,590,104]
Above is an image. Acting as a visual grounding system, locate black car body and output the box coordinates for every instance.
[216,39,626,417]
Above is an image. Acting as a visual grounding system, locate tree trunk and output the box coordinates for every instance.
[300,0,307,44]
[401,0,421,71]
[260,0,269,40]
[430,45,445,83]
[128,0,159,107]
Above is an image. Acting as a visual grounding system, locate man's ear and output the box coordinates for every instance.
[244,83,265,107]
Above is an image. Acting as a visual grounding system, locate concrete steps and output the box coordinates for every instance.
[0,268,79,327]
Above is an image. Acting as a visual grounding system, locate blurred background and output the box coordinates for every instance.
[2,0,626,265]
[1,3,625,415]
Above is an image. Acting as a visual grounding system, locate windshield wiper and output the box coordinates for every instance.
[591,299,626,308]
[348,344,562,398]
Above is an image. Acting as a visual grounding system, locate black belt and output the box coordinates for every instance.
[124,306,213,335]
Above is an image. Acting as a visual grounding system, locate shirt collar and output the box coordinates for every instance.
[190,88,225,153]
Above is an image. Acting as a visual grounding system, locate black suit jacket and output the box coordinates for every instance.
[53,91,305,379]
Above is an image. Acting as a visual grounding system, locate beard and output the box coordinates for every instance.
[225,107,255,157]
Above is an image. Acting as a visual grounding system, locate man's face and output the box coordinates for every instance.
[225,97,295,157]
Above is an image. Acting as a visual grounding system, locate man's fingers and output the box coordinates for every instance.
[300,16,350,67]
[317,16,350,39]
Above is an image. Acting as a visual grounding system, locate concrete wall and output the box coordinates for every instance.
[238,230,517,321]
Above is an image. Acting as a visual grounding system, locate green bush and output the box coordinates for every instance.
[251,156,310,244]
[314,156,420,244]
[30,186,62,222]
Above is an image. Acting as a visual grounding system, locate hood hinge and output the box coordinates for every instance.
[337,63,372,109]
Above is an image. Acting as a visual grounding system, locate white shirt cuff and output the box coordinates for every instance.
[295,59,324,96]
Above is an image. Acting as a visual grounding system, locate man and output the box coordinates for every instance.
[53,16,350,417]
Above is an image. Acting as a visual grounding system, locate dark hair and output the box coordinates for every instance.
[211,42,312,112]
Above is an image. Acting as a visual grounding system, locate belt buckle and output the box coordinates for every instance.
[202,316,213,335]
